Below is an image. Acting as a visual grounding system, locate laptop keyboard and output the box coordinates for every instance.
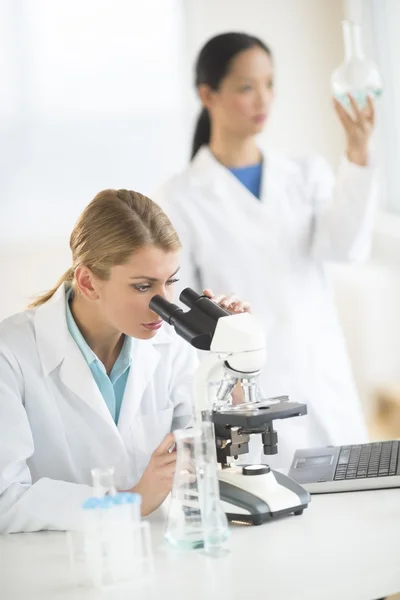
[334,441,400,481]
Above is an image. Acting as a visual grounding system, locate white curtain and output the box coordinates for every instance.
[365,0,400,213]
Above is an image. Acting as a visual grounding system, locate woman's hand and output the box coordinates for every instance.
[203,289,251,314]
[333,94,375,166]
[130,432,176,516]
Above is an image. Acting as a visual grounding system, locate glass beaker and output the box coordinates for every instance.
[331,20,382,108]
[165,427,205,549]
[165,422,229,553]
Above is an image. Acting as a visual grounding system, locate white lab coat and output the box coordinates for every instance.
[154,146,378,466]
[0,284,197,533]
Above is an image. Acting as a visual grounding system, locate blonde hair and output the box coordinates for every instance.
[29,189,181,308]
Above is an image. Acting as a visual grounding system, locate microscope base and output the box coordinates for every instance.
[218,466,311,526]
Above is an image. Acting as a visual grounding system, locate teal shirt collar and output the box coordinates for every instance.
[65,288,132,371]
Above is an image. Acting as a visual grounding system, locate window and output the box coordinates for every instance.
[0,0,187,241]
[363,0,400,213]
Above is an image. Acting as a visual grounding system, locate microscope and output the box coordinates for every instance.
[150,288,310,525]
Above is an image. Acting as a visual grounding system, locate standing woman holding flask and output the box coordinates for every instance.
[155,32,378,466]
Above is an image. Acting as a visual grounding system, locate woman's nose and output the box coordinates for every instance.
[256,87,271,109]
[156,285,174,302]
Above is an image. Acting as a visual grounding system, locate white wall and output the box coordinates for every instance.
[330,262,400,418]
[0,241,72,317]
[0,0,188,245]
[183,0,346,166]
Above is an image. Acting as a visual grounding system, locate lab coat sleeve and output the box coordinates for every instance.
[307,154,379,262]
[169,339,199,430]
[154,185,203,293]
[0,348,93,533]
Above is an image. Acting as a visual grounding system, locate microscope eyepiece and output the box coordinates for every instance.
[149,288,229,350]
[179,288,203,308]
[149,295,182,324]
[179,288,230,319]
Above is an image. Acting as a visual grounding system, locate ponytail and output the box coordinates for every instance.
[27,188,181,310]
[191,108,211,160]
[28,267,74,309]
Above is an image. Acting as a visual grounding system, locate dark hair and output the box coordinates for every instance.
[191,32,272,159]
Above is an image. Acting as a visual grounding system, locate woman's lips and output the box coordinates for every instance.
[253,114,267,124]
[142,321,163,331]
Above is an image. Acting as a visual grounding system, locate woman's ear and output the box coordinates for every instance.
[74,266,99,301]
[198,84,215,112]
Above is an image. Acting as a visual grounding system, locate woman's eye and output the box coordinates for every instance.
[132,279,178,292]
[239,85,252,92]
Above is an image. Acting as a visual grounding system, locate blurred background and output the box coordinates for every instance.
[0,0,399,439]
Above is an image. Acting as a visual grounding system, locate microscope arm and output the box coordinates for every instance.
[194,353,227,417]
[195,312,266,417]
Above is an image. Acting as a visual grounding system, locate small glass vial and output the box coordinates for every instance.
[91,466,117,497]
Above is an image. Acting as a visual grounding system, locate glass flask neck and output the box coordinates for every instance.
[342,20,364,61]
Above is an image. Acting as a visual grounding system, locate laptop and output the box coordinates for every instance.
[288,440,400,493]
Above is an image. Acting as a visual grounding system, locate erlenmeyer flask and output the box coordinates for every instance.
[331,20,382,108]
[199,419,229,556]
[165,427,205,549]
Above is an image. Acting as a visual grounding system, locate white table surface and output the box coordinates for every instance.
[1,488,400,600]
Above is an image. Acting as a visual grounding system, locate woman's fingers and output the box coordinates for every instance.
[157,461,177,485]
[218,293,239,307]
[333,97,353,132]
[365,94,375,124]
[154,432,176,456]
[348,93,365,125]
[202,289,251,313]
[236,300,251,313]
[334,93,375,130]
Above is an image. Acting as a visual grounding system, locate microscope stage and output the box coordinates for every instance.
[212,401,307,429]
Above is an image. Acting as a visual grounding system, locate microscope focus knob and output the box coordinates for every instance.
[242,465,270,476]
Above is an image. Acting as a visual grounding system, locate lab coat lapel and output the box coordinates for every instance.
[59,339,115,425]
[193,145,288,211]
[259,151,284,207]
[193,146,266,213]
[117,337,161,436]
[192,146,283,248]
[35,284,120,429]
[260,151,303,222]
[58,344,129,481]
